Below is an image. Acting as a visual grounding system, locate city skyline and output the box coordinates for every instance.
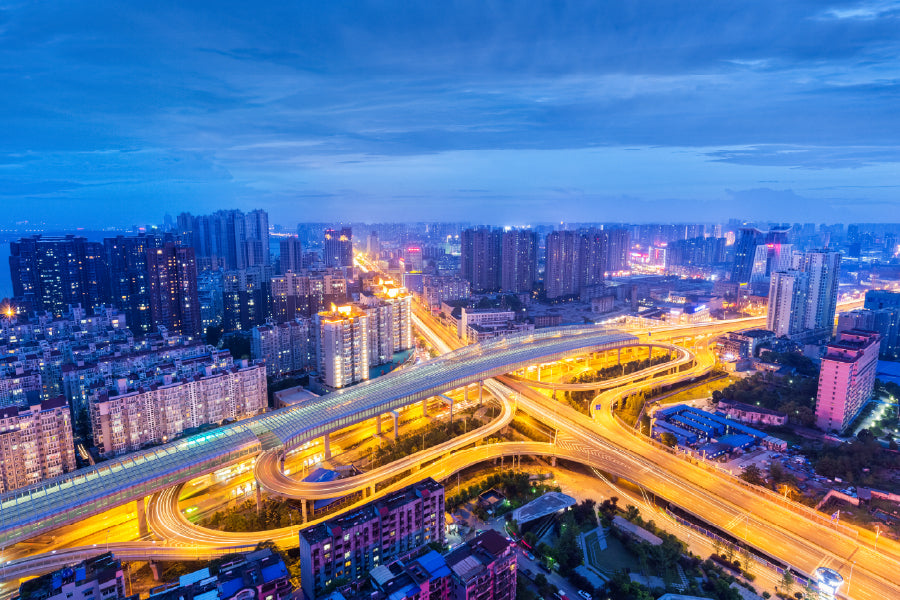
[1,2,899,227]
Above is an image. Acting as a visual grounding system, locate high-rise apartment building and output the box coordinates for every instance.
[544,230,580,299]
[801,251,841,334]
[279,236,304,273]
[9,235,110,317]
[0,397,76,493]
[90,360,266,456]
[178,209,271,270]
[731,227,791,287]
[578,229,606,290]
[324,227,353,268]
[766,250,840,340]
[460,229,502,293]
[358,284,413,366]
[298,478,445,600]
[604,227,631,272]
[815,330,880,432]
[147,242,202,338]
[223,266,273,332]
[316,305,369,388]
[859,290,900,359]
[251,319,314,379]
[766,270,809,338]
[422,275,471,309]
[104,234,160,334]
[500,230,537,294]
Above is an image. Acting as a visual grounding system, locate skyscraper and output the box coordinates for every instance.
[460,228,502,293]
[732,226,791,289]
[367,231,381,258]
[178,209,271,270]
[500,230,537,293]
[223,266,272,332]
[578,228,605,290]
[9,235,110,317]
[104,234,158,334]
[544,230,580,299]
[147,242,202,338]
[603,228,631,272]
[279,236,304,273]
[324,227,353,268]
[765,250,841,340]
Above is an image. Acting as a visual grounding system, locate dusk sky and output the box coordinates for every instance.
[1,1,899,227]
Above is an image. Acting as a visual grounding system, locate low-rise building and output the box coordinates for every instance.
[15,553,131,600]
[717,400,788,426]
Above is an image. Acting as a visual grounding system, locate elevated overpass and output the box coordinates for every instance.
[0,326,639,546]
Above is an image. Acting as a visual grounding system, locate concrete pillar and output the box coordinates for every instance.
[465,384,470,403]
[617,347,622,365]
[324,432,331,460]
[449,395,454,426]
[391,410,399,441]
[422,397,428,418]
[255,485,262,514]
[135,497,148,537]
[478,380,483,406]
[368,484,375,497]
[279,452,286,471]
[376,414,382,435]
[301,499,308,523]
[551,456,557,467]
[149,562,160,581]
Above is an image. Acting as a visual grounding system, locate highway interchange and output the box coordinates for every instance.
[3,294,896,599]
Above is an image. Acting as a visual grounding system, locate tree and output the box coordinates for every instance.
[781,570,795,594]
[660,432,678,448]
[740,465,764,486]
[625,505,640,521]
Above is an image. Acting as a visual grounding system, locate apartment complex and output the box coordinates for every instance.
[251,319,314,378]
[90,360,266,456]
[0,396,76,493]
[298,478,445,600]
[766,251,841,340]
[815,330,880,432]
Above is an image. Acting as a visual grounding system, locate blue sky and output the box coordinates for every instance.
[0,1,899,227]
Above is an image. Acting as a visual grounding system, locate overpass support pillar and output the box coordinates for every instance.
[391,410,399,441]
[422,397,429,418]
[279,452,286,471]
[301,499,308,524]
[465,383,470,403]
[551,456,557,467]
[478,380,483,406]
[449,395,454,426]
[376,414,382,436]
[617,347,622,365]
[323,433,332,459]
[368,484,375,497]
[135,497,148,537]
[255,484,263,514]
[149,562,160,581]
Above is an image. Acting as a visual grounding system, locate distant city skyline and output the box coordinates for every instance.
[1,1,899,227]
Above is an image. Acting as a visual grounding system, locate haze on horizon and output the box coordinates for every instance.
[1,1,899,228]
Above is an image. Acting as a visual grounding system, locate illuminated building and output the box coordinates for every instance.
[324,227,353,268]
[297,478,445,600]
[223,266,273,332]
[0,396,76,493]
[316,304,369,388]
[367,230,381,258]
[460,228,502,293]
[9,235,110,318]
[500,230,537,294]
[90,358,266,456]
[422,275,471,309]
[252,319,314,379]
[279,235,304,273]
[147,242,202,338]
[103,235,157,334]
[544,230,580,299]
[178,209,271,270]
[766,270,808,337]
[15,552,129,600]
[815,330,880,432]
[766,250,840,340]
[359,280,413,365]
[444,530,516,600]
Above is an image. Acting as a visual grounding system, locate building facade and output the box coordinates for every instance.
[0,397,76,493]
[298,478,445,600]
[460,229,502,293]
[147,243,202,338]
[90,360,266,456]
[317,305,370,388]
[252,319,314,379]
[444,530,515,600]
[500,230,537,294]
[815,330,881,432]
[324,228,353,268]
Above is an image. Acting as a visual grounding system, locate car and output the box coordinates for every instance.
[577,591,592,600]
[523,550,535,561]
